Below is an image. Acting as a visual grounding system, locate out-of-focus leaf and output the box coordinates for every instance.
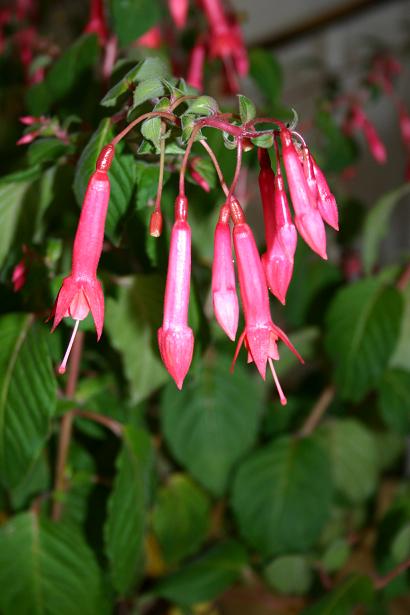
[134,160,169,210]
[250,49,283,105]
[237,94,256,123]
[110,0,162,47]
[378,369,410,433]
[231,436,333,556]
[315,108,358,172]
[302,574,373,615]
[101,57,169,107]
[0,315,56,489]
[0,512,107,615]
[105,426,153,595]
[320,419,378,503]
[105,276,168,404]
[154,540,247,606]
[325,278,403,402]
[321,538,350,573]
[27,138,71,166]
[152,474,210,566]
[73,118,112,205]
[362,184,410,275]
[390,285,410,371]
[9,453,50,511]
[0,177,32,268]
[275,326,319,379]
[264,555,313,595]
[186,156,216,190]
[161,355,264,496]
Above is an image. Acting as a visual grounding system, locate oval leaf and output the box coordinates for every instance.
[161,356,264,496]
[0,315,56,489]
[231,435,333,556]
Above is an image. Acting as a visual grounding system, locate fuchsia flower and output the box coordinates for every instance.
[310,155,339,231]
[212,204,239,341]
[168,0,189,29]
[51,144,114,373]
[136,26,163,49]
[158,195,194,389]
[280,129,328,260]
[230,199,303,405]
[12,260,27,292]
[258,148,297,305]
[348,105,386,164]
[187,39,206,91]
[84,0,108,45]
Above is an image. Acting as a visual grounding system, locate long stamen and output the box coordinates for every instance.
[268,358,287,406]
[58,320,80,375]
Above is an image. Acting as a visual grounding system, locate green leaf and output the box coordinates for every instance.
[0,178,32,268]
[27,138,71,166]
[187,96,219,116]
[134,160,168,210]
[105,426,153,595]
[105,276,168,404]
[321,538,350,573]
[132,78,165,110]
[73,119,136,242]
[161,355,264,496]
[320,419,378,503]
[264,555,313,595]
[250,49,283,105]
[154,540,247,606]
[152,474,210,566]
[315,108,358,173]
[186,156,216,190]
[237,94,256,123]
[0,315,57,489]
[231,436,333,556]
[101,58,169,107]
[362,184,410,275]
[325,278,403,402]
[110,0,162,47]
[391,285,410,371]
[0,512,107,615]
[141,116,162,150]
[302,575,373,615]
[378,369,410,433]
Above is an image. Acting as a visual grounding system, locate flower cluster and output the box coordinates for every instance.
[47,99,339,404]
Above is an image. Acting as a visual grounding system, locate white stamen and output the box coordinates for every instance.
[268,358,287,406]
[58,320,80,375]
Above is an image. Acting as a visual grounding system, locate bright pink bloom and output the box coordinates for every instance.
[16,132,38,145]
[84,0,108,45]
[362,119,386,164]
[189,157,210,192]
[232,214,303,404]
[310,156,339,231]
[158,195,194,389]
[168,0,189,29]
[12,260,27,292]
[136,26,163,49]
[212,204,239,341]
[187,38,206,91]
[51,144,114,373]
[280,129,327,260]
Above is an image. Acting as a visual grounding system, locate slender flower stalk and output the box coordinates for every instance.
[212,204,239,340]
[158,195,194,389]
[51,144,114,373]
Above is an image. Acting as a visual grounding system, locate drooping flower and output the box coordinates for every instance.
[280,129,327,260]
[231,203,303,404]
[168,0,189,29]
[212,204,239,341]
[158,195,194,389]
[347,104,386,164]
[187,38,206,91]
[310,155,339,230]
[84,0,108,45]
[136,26,163,49]
[51,144,114,373]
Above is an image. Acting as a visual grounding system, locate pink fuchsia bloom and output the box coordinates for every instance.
[310,156,339,231]
[168,0,189,29]
[158,195,194,389]
[187,38,206,91]
[51,144,114,373]
[348,105,386,164]
[280,129,327,260]
[258,149,297,304]
[16,131,39,145]
[84,0,109,45]
[212,204,239,341]
[136,26,163,49]
[231,209,303,405]
[12,259,27,292]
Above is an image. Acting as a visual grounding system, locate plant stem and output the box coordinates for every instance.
[199,139,229,196]
[227,137,243,203]
[111,110,177,146]
[154,121,166,212]
[373,557,410,589]
[73,409,123,437]
[299,385,335,437]
[51,330,84,521]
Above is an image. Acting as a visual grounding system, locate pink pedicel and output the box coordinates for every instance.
[212,204,239,341]
[187,39,206,91]
[280,129,327,260]
[51,144,115,373]
[232,214,303,404]
[168,0,189,29]
[158,195,194,389]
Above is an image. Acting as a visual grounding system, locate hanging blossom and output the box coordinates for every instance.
[39,91,339,401]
